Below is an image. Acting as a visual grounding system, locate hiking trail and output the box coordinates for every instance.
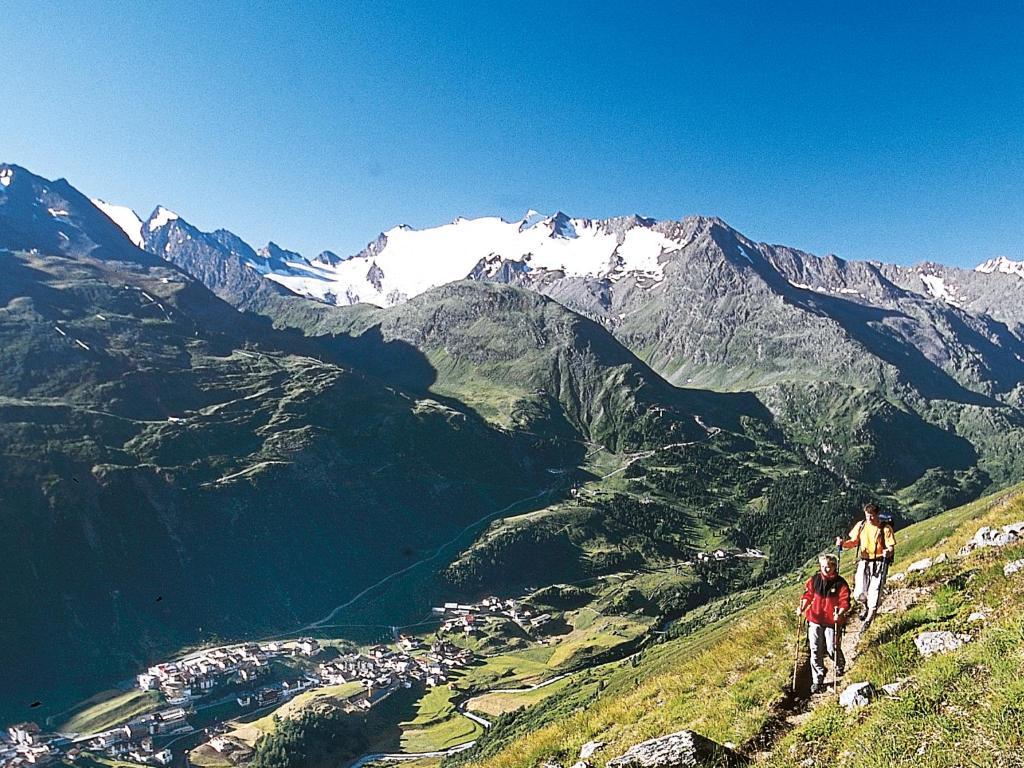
[744,582,933,761]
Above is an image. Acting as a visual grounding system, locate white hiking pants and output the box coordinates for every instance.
[854,559,889,624]
[808,621,844,686]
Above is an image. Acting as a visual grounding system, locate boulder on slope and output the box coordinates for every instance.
[605,729,748,768]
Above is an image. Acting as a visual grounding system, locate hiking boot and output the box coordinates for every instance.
[854,598,868,620]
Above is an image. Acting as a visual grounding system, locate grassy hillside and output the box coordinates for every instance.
[56,689,161,735]
[447,482,1024,768]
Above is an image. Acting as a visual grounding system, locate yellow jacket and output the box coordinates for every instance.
[846,520,895,560]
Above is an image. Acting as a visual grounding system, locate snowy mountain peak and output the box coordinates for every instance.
[253,212,694,308]
[315,250,346,267]
[91,199,145,247]
[519,209,547,232]
[148,206,180,231]
[259,242,306,264]
[976,256,1024,278]
[919,272,962,307]
[546,211,578,239]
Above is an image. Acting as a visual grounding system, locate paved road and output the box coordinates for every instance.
[298,485,560,632]
[347,740,477,768]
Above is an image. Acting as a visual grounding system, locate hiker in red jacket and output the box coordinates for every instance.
[797,553,851,693]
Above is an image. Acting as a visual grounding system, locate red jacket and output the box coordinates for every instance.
[801,573,851,626]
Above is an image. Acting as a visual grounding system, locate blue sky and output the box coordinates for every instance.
[1,1,1021,266]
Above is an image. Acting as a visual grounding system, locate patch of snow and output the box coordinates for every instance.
[0,168,12,187]
[920,274,963,307]
[615,227,677,278]
[92,198,145,247]
[520,209,546,231]
[838,287,860,294]
[787,280,813,290]
[47,208,70,217]
[736,243,754,264]
[235,212,703,307]
[149,206,180,231]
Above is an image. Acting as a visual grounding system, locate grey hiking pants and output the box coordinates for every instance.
[808,621,844,686]
[854,558,889,625]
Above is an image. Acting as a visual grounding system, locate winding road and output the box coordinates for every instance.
[301,485,560,631]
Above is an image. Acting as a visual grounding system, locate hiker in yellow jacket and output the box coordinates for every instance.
[835,502,895,636]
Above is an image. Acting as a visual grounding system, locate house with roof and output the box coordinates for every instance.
[7,725,39,747]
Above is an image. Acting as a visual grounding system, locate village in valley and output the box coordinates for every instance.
[0,593,541,768]
[0,545,767,768]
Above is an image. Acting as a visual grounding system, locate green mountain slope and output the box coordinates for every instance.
[311,281,875,604]
[317,281,769,447]
[446,484,1024,768]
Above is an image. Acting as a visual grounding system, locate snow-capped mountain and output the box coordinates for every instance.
[0,163,160,266]
[85,190,1024,354]
[977,256,1024,279]
[261,212,688,307]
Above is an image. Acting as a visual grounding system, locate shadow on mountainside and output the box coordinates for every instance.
[709,225,1012,407]
[784,291,1001,407]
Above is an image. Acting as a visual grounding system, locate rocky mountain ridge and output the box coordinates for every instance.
[56,167,1024,509]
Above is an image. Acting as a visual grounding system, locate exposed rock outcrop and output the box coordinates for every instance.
[605,730,747,768]
[579,742,606,760]
[914,631,972,657]
[1003,558,1024,577]
[838,682,875,710]
[958,522,1024,556]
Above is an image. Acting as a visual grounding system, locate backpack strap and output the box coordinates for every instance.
[880,523,894,558]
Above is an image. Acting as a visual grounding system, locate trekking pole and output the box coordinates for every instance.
[831,608,839,694]
[791,614,803,692]
[837,614,846,696]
